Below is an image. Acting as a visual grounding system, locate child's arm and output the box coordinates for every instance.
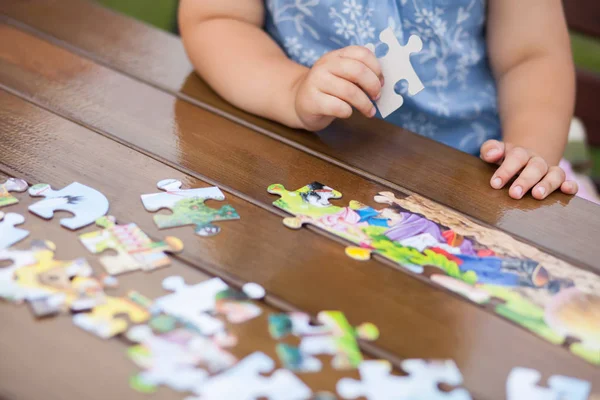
[178,0,382,131]
[480,0,578,199]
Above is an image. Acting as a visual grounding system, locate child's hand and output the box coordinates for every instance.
[293,46,383,131]
[480,140,578,200]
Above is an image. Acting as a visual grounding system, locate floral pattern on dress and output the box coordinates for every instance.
[264,0,501,155]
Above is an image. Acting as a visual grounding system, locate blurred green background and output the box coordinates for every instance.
[97,0,600,181]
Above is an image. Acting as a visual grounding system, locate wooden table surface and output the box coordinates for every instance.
[0,1,599,399]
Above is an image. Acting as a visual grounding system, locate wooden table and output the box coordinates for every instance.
[0,1,599,399]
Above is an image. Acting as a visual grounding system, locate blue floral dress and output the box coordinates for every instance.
[264,0,501,156]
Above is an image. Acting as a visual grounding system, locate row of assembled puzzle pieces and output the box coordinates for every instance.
[0,177,595,399]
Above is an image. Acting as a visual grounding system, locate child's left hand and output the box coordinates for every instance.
[480,140,578,200]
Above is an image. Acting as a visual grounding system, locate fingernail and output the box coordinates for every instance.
[369,107,376,117]
[486,149,500,158]
[513,186,523,198]
[537,186,546,197]
[375,92,381,101]
[491,177,502,189]
[380,77,385,86]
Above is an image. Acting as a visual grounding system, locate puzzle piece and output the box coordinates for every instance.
[28,182,109,230]
[0,241,51,302]
[0,212,29,249]
[0,178,28,208]
[337,359,472,400]
[79,216,184,275]
[126,324,237,393]
[506,367,591,400]
[141,179,239,237]
[151,276,264,336]
[184,351,312,400]
[269,311,378,371]
[365,28,424,118]
[73,290,150,339]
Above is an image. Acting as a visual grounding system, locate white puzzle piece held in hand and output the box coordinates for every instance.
[184,352,312,400]
[0,212,29,249]
[28,182,109,230]
[365,28,424,118]
[506,367,591,400]
[337,359,472,400]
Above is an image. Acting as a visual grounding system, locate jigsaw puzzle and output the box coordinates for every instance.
[126,324,237,393]
[337,359,472,400]
[0,212,29,249]
[506,367,591,400]
[269,310,379,372]
[151,276,264,336]
[79,216,184,275]
[141,179,239,237]
[268,182,600,365]
[28,182,109,230]
[184,351,312,400]
[365,27,424,118]
[0,178,28,208]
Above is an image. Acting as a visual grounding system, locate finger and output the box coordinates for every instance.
[329,58,382,100]
[509,156,549,199]
[490,147,531,189]
[338,46,383,83]
[320,74,376,118]
[480,140,506,164]
[313,92,353,119]
[531,166,567,199]
[560,180,578,195]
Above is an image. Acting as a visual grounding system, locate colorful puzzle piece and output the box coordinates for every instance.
[0,212,29,249]
[141,179,239,237]
[365,28,424,118]
[184,351,312,400]
[79,216,183,275]
[269,311,378,372]
[73,290,150,339]
[0,240,52,303]
[0,178,28,208]
[506,367,591,400]
[28,182,109,230]
[126,324,237,393]
[337,359,472,400]
[151,276,264,336]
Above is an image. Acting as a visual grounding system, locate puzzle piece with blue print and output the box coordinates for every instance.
[0,178,28,208]
[0,212,29,249]
[28,182,109,230]
[337,359,472,400]
[141,179,239,237]
[79,216,183,276]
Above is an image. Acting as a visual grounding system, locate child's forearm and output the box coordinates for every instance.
[488,0,575,166]
[179,6,308,128]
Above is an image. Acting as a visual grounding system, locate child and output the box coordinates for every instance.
[179,0,580,200]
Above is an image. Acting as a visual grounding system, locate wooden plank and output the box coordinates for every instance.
[1,2,599,271]
[1,88,599,397]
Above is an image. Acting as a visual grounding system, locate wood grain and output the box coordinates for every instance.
[2,88,600,398]
[2,0,600,270]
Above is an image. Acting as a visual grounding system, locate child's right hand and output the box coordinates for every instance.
[292,46,383,131]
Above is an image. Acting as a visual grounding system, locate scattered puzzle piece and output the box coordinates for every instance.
[269,311,378,371]
[506,367,591,400]
[0,241,52,303]
[126,324,237,393]
[79,216,183,275]
[28,182,109,230]
[73,290,150,339]
[365,28,424,118]
[151,276,264,336]
[141,179,239,237]
[184,351,312,400]
[0,212,29,249]
[0,178,28,208]
[337,359,472,400]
